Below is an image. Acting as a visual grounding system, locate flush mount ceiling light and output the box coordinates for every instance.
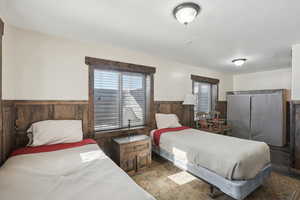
[232,58,247,67]
[173,2,200,25]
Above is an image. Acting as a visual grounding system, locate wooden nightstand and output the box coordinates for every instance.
[112,135,151,175]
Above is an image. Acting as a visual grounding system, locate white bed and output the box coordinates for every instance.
[151,128,272,200]
[0,142,155,200]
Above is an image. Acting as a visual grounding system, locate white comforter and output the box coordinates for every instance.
[151,128,270,180]
[0,144,155,200]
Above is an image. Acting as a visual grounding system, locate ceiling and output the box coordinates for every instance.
[1,0,300,73]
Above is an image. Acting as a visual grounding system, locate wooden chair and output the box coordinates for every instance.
[195,112,210,128]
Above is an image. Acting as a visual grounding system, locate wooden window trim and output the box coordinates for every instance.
[0,18,4,37]
[85,57,156,74]
[86,57,155,135]
[192,75,219,112]
[191,74,219,85]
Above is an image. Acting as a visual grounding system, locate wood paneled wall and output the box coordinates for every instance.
[290,101,300,169]
[216,101,227,118]
[1,100,195,161]
[154,101,194,127]
[2,101,15,162]
[1,100,89,162]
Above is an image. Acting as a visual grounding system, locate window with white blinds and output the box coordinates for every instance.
[94,69,146,131]
[193,81,218,116]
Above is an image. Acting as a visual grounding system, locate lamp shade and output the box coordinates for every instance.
[183,94,196,105]
[173,2,200,25]
[123,107,139,122]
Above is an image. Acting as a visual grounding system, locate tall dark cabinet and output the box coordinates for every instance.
[0,18,3,165]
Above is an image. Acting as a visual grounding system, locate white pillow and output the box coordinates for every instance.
[27,120,83,146]
[155,113,182,129]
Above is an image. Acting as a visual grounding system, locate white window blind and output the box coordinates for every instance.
[193,81,218,116]
[94,69,146,131]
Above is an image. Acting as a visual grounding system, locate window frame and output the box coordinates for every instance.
[86,57,156,134]
[191,75,219,115]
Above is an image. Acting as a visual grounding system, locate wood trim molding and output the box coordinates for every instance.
[88,65,95,134]
[155,101,183,104]
[0,18,4,36]
[12,100,88,105]
[191,74,220,84]
[85,56,156,74]
[291,100,300,105]
[227,89,286,96]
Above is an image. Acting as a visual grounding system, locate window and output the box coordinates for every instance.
[191,75,219,117]
[86,57,155,133]
[94,69,146,131]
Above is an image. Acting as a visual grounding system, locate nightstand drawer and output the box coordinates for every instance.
[123,143,149,153]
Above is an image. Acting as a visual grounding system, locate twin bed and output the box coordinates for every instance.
[0,120,155,200]
[0,114,271,200]
[151,113,272,200]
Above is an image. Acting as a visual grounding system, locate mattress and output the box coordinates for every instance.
[151,128,270,180]
[153,146,271,200]
[0,143,155,200]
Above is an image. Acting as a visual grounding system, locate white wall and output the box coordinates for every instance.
[233,68,292,99]
[292,44,300,100]
[2,25,233,101]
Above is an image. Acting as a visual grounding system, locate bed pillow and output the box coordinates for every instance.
[155,113,182,129]
[26,133,34,146]
[27,120,83,146]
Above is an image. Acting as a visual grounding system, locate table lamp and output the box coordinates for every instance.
[123,107,139,130]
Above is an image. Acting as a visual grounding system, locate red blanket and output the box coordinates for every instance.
[10,139,97,157]
[153,127,190,146]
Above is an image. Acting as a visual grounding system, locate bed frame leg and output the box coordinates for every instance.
[209,185,224,199]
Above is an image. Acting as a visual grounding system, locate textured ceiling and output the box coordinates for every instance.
[1,0,299,73]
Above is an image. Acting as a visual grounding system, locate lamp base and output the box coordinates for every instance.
[128,119,131,139]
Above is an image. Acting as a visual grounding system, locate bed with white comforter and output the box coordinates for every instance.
[0,143,155,200]
[151,128,270,180]
[151,127,271,200]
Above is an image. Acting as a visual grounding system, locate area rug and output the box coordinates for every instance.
[132,155,300,200]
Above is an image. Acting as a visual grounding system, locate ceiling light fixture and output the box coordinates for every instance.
[232,58,247,67]
[173,2,200,25]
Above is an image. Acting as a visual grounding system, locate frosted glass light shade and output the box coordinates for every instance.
[173,3,200,25]
[232,58,247,66]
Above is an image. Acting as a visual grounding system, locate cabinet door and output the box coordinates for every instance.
[227,95,251,139]
[120,154,137,175]
[137,151,151,172]
[251,94,285,146]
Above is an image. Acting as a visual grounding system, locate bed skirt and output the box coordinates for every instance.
[152,145,272,200]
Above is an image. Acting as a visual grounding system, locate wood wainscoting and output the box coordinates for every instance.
[1,100,89,163]
[2,101,16,164]
[154,101,194,127]
[290,101,300,170]
[216,101,227,119]
[0,100,195,162]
